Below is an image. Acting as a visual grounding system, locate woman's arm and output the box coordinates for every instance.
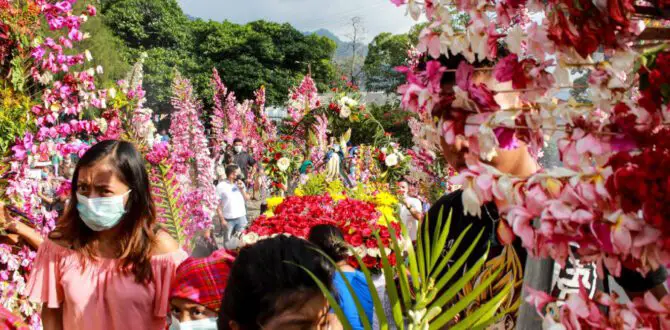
[41,305,63,330]
[9,221,43,249]
[1,206,43,249]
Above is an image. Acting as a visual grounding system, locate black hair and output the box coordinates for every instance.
[225,164,239,177]
[233,138,243,144]
[308,224,348,263]
[418,44,509,87]
[219,236,334,330]
[56,140,158,283]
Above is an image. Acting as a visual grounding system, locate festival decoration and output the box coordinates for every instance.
[261,136,303,194]
[169,74,217,235]
[287,75,320,124]
[242,193,406,270]
[392,0,670,326]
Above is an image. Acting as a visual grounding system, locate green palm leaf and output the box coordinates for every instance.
[309,206,515,329]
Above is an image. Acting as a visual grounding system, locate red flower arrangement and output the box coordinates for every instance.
[242,194,403,269]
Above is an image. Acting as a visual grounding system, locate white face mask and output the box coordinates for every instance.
[169,316,218,330]
[76,191,131,231]
[234,146,243,153]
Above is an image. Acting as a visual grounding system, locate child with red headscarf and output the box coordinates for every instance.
[169,249,235,330]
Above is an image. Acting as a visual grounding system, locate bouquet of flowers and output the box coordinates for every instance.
[243,193,406,269]
[261,136,303,193]
[375,143,411,184]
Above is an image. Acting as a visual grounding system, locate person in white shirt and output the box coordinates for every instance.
[397,181,423,241]
[216,164,250,242]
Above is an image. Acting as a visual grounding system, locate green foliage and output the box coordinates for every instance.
[193,20,338,105]
[100,0,339,112]
[309,209,512,329]
[73,0,131,84]
[101,0,190,50]
[150,162,187,245]
[0,85,33,156]
[363,32,411,93]
[330,101,415,149]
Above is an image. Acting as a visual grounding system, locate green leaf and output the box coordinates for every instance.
[375,232,404,329]
[386,224,412,311]
[430,208,452,275]
[431,229,485,295]
[430,259,502,329]
[349,249,389,330]
[430,224,473,279]
[453,281,513,330]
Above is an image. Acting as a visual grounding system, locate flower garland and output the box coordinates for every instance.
[392,0,670,326]
[287,75,320,124]
[169,74,217,234]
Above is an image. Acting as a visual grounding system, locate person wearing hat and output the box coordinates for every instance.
[169,250,236,330]
[298,160,313,185]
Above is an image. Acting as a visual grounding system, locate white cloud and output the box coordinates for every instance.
[177,0,418,41]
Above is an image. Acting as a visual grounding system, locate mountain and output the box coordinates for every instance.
[307,29,368,61]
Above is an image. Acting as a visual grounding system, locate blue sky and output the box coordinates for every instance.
[177,0,418,41]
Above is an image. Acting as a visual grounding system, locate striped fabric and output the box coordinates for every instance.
[169,249,236,313]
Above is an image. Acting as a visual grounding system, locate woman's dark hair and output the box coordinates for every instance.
[225,164,239,177]
[219,236,334,330]
[53,140,158,283]
[308,224,348,263]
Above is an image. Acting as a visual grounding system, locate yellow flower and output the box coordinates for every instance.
[373,192,398,207]
[376,205,398,226]
[266,196,285,212]
[331,193,347,202]
[294,188,304,196]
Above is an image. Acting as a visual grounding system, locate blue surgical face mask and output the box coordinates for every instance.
[169,316,218,330]
[76,191,131,231]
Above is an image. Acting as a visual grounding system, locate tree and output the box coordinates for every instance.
[346,17,366,85]
[363,32,411,93]
[101,0,190,50]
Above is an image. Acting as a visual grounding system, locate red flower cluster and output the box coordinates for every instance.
[493,54,534,90]
[245,194,401,269]
[606,149,670,249]
[547,0,636,58]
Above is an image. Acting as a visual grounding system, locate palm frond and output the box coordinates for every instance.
[311,206,515,329]
[149,162,187,245]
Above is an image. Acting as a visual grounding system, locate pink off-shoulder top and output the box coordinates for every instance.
[26,239,188,330]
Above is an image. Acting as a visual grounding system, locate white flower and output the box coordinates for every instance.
[477,125,498,162]
[339,106,351,118]
[96,65,104,75]
[84,50,93,62]
[108,88,117,99]
[462,184,482,218]
[385,153,399,167]
[366,248,380,258]
[407,0,422,20]
[277,157,291,171]
[380,147,388,154]
[505,26,524,55]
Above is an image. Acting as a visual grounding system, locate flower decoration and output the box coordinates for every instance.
[242,194,405,269]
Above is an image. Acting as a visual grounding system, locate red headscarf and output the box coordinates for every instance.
[169,249,236,312]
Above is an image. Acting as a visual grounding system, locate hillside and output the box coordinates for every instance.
[308,28,368,61]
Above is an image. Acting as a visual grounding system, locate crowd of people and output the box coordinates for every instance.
[1,51,668,330]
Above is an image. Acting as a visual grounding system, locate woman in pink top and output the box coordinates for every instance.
[26,140,187,330]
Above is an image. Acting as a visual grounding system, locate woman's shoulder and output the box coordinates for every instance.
[151,230,181,256]
[46,231,73,249]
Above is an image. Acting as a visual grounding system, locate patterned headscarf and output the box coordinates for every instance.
[169,249,236,312]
